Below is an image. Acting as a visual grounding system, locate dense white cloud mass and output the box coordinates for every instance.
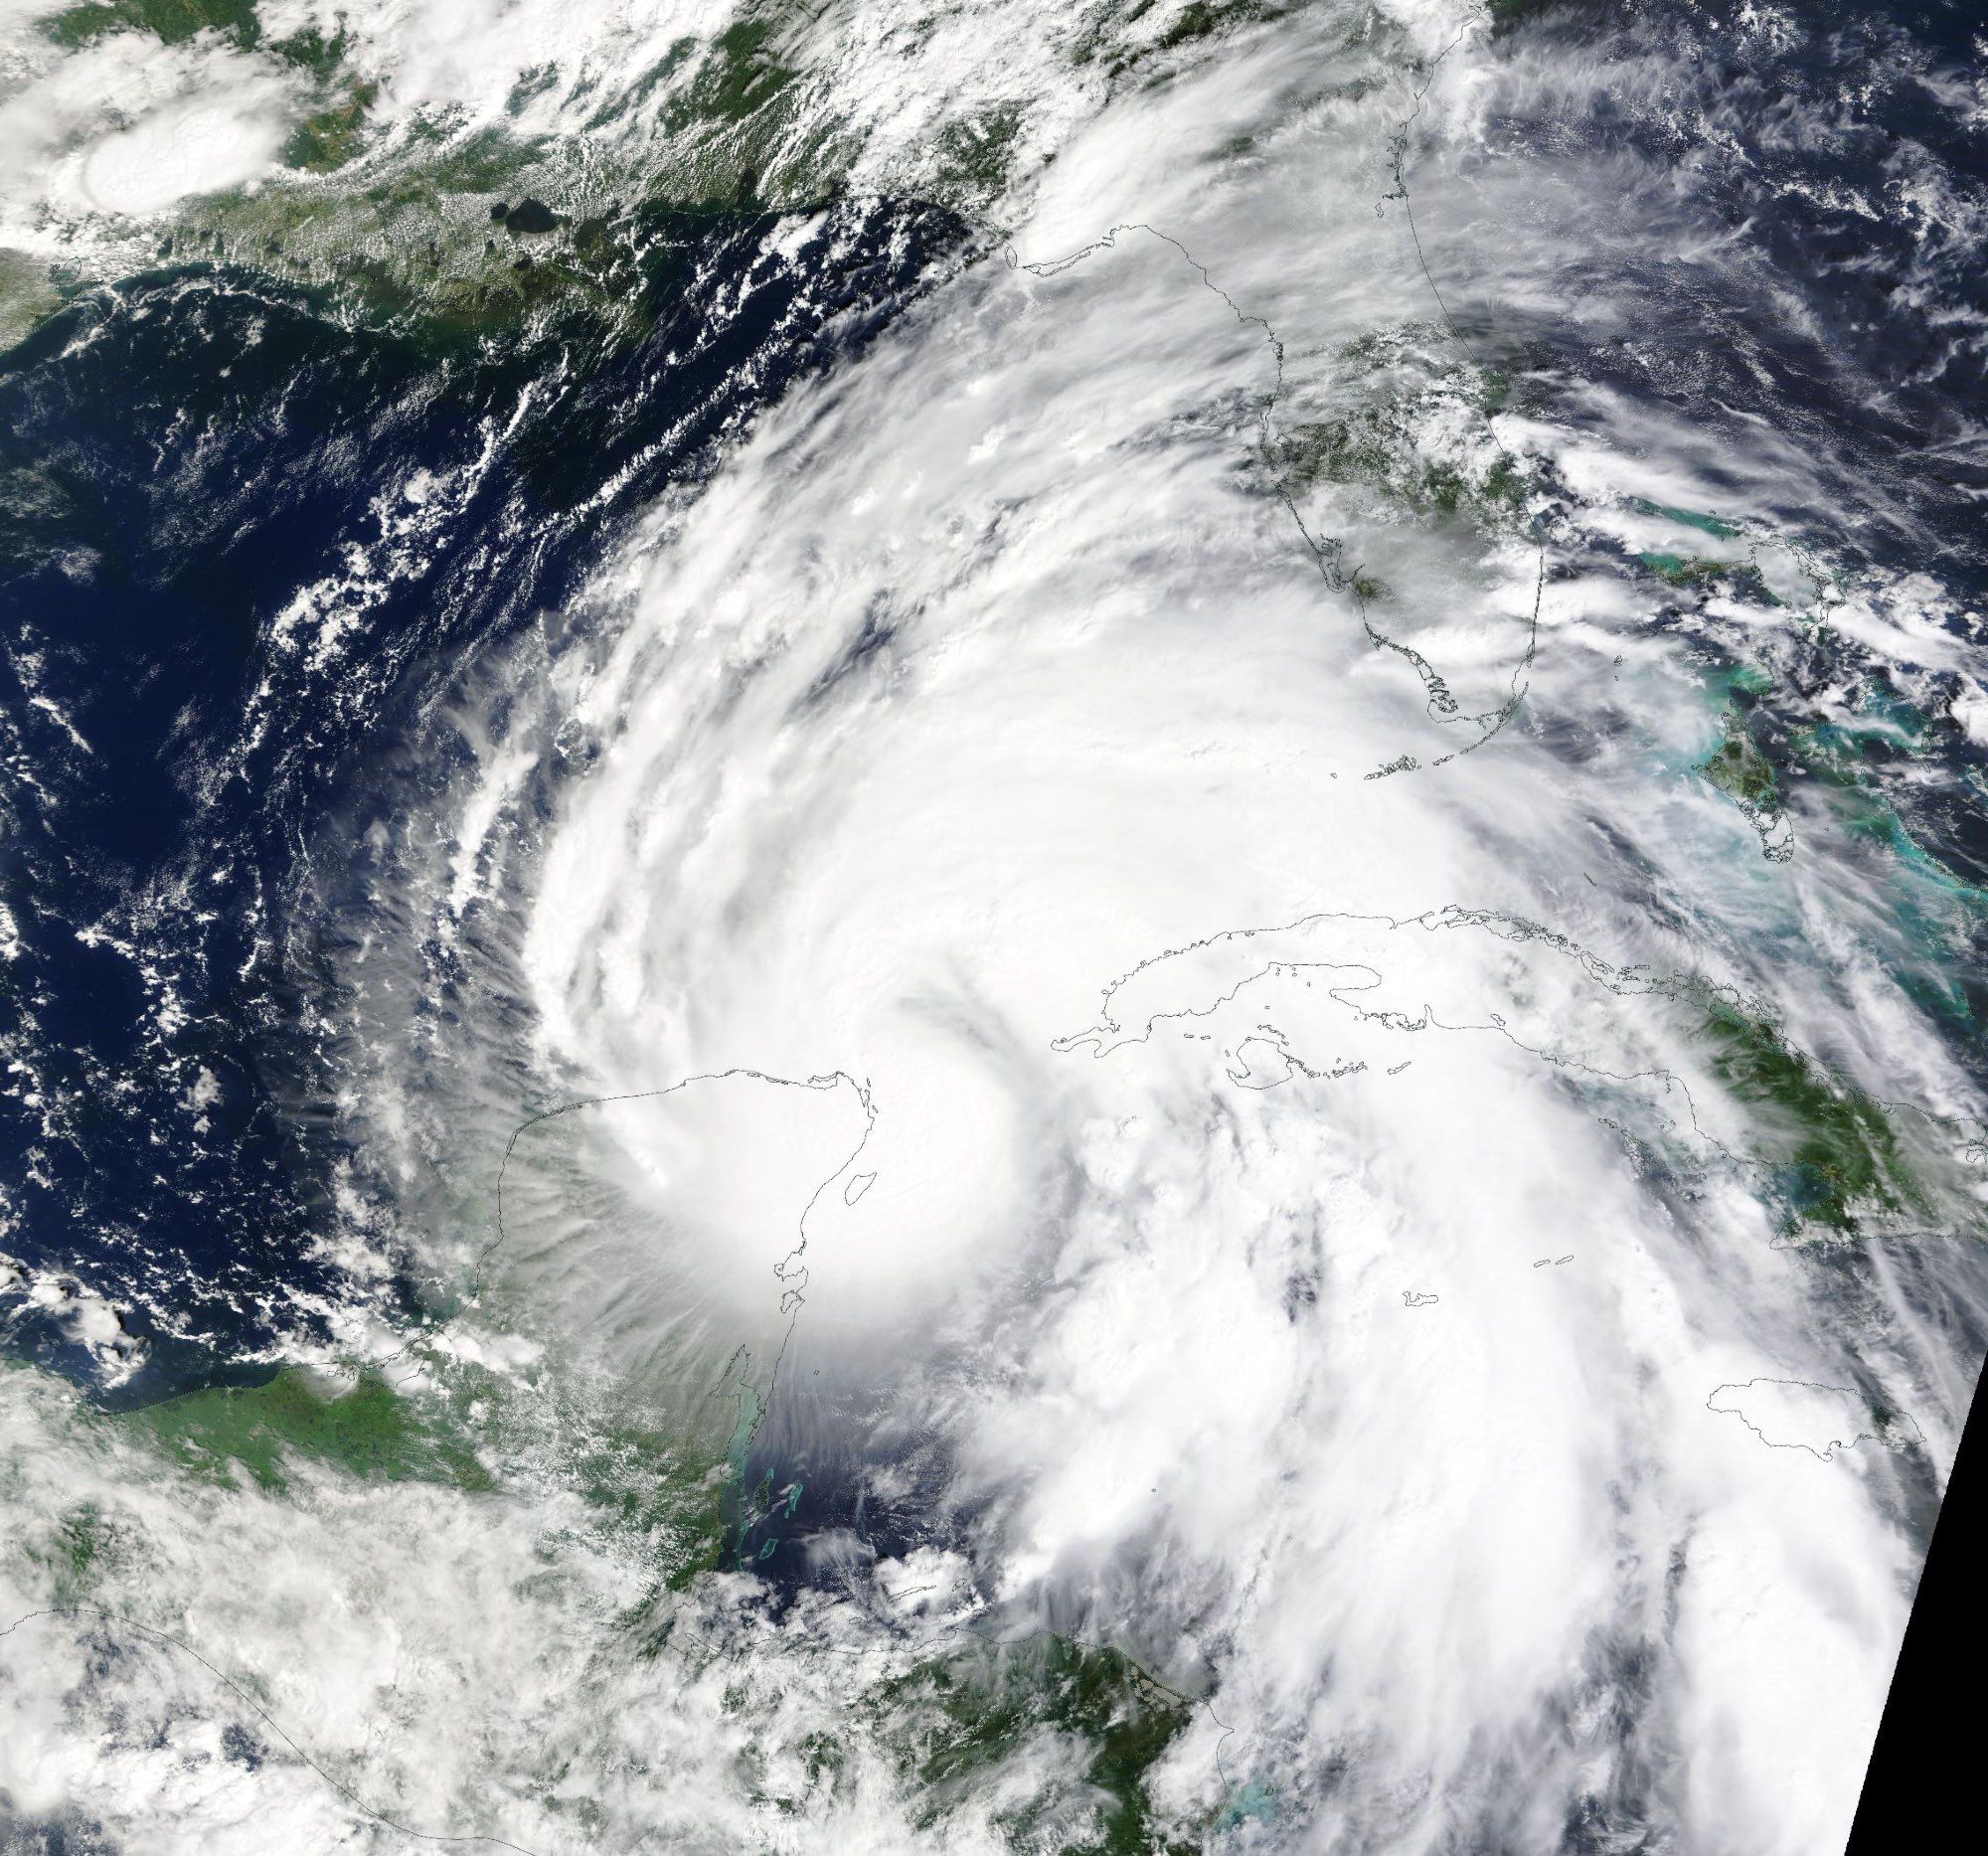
[0,25,298,227]
[3,0,1986,1851]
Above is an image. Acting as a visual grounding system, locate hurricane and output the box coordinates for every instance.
[2,1,1984,1850]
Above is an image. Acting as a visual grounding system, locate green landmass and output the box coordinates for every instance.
[284,78,380,174]
[0,249,65,351]
[1269,327,1535,533]
[665,19,794,128]
[1639,551,1724,588]
[1700,713,1777,812]
[1157,1,1262,50]
[1273,410,1524,526]
[578,1418,733,1597]
[43,0,259,51]
[1701,1001,1914,1233]
[123,1367,492,1491]
[11,4,888,350]
[1638,551,1773,602]
[933,106,1026,198]
[20,1503,123,1604]
[881,1634,1195,1853]
[1786,710,1988,1023]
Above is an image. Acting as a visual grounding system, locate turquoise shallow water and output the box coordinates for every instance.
[1,2,1986,1851]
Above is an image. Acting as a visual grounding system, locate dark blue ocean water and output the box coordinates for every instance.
[1484,0,1988,549]
[3,0,1986,1419]
[0,198,966,1403]
[1466,0,1988,967]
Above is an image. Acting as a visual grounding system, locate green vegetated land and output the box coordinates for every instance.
[4,0,1434,352]
[22,1502,122,1605]
[124,1367,493,1491]
[1638,550,1773,602]
[1068,0,1299,81]
[578,1417,734,1600]
[1683,674,1986,1215]
[113,1355,743,1580]
[1693,663,1789,852]
[1700,711,1778,813]
[43,0,355,103]
[9,0,1043,354]
[1154,0,1271,51]
[1270,329,1535,538]
[1749,686,1988,1027]
[572,1345,784,1641]
[287,74,380,175]
[43,0,260,50]
[1700,1001,1916,1234]
[1626,500,1782,606]
[1272,419,1519,524]
[3,7,725,346]
[0,250,62,350]
[880,1634,1197,1853]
